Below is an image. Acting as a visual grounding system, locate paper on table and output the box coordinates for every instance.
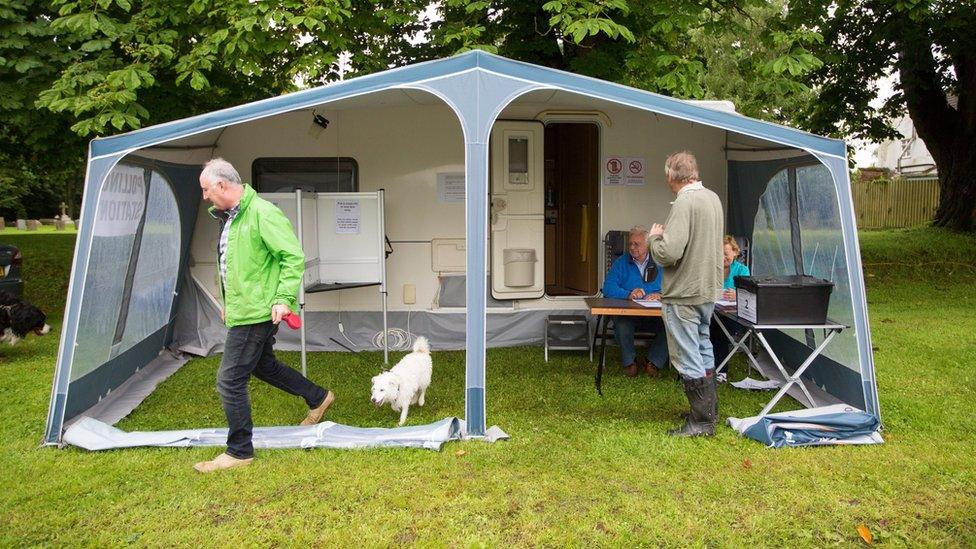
[635,299,662,308]
[716,299,736,308]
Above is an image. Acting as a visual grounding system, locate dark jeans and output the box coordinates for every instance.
[217,321,328,459]
[612,316,669,369]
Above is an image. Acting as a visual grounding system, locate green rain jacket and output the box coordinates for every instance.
[210,185,304,327]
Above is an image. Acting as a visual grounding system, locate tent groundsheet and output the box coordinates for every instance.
[728,404,883,448]
[63,416,482,451]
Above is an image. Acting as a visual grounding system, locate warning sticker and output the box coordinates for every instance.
[625,157,645,186]
[604,156,624,186]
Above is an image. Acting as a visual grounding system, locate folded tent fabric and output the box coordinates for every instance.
[728,404,883,448]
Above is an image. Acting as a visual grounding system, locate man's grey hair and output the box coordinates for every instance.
[664,151,699,183]
[629,225,649,239]
[201,158,242,187]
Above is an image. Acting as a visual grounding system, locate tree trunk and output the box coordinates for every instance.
[894,23,975,232]
[931,146,976,231]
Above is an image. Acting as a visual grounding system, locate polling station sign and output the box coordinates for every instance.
[95,165,147,237]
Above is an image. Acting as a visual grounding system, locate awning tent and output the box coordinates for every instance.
[44,50,879,444]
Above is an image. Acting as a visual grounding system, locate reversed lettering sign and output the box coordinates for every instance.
[94,165,146,237]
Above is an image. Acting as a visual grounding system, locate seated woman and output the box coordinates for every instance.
[722,236,750,298]
[711,236,750,370]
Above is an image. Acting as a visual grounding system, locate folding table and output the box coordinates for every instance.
[712,308,846,417]
[585,297,663,395]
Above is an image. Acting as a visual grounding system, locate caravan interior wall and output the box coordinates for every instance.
[182,99,728,316]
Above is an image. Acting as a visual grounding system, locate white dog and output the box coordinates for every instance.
[370,336,432,426]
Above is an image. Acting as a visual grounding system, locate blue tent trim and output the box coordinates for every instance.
[90,50,846,159]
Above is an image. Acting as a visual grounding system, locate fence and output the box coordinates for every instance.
[851,177,940,229]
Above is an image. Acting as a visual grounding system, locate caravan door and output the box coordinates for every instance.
[490,121,545,300]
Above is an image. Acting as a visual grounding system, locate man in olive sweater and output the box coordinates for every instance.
[649,151,724,437]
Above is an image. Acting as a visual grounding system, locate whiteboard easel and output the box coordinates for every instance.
[264,190,388,374]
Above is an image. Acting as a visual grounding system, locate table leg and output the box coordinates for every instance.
[755,329,840,417]
[596,315,608,395]
[714,314,745,374]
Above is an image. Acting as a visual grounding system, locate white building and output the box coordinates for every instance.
[874,96,957,177]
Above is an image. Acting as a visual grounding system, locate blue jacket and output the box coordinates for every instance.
[602,254,663,299]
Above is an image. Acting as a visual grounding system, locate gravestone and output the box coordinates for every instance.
[16,219,26,230]
[26,220,41,231]
[57,202,73,229]
[0,217,5,230]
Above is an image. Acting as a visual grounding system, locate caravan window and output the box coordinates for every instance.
[252,157,359,193]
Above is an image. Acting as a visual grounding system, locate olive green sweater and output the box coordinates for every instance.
[649,182,724,304]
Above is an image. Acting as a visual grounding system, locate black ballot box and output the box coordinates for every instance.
[734,275,834,325]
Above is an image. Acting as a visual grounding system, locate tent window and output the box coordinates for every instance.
[751,163,860,370]
[117,171,182,352]
[252,157,358,193]
[71,164,149,380]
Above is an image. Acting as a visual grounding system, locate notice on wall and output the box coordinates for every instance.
[604,156,624,186]
[95,165,146,237]
[437,172,466,203]
[335,199,361,234]
[625,157,646,186]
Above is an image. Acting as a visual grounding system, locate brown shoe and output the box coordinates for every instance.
[193,452,253,473]
[624,363,639,377]
[645,362,662,378]
[300,390,335,426]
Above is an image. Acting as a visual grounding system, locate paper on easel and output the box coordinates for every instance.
[335,200,360,234]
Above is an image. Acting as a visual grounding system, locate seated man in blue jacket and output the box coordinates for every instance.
[602,226,669,377]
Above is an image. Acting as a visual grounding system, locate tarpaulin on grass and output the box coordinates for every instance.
[63,416,466,451]
[728,404,883,448]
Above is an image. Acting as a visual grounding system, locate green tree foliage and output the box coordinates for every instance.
[35,0,431,136]
[0,1,87,219]
[427,0,823,106]
[786,0,976,231]
[1,0,429,218]
[3,0,822,220]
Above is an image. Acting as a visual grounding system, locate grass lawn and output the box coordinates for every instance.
[1,227,974,546]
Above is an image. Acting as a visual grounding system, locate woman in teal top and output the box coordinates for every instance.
[713,236,750,367]
[722,236,750,294]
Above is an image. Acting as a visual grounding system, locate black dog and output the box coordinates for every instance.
[0,292,50,345]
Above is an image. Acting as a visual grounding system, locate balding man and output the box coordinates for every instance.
[602,226,669,378]
[650,151,723,437]
[194,158,335,472]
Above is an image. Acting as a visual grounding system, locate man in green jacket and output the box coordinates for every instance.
[649,151,723,437]
[194,158,335,473]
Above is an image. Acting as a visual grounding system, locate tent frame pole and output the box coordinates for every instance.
[378,189,389,364]
[296,188,308,376]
